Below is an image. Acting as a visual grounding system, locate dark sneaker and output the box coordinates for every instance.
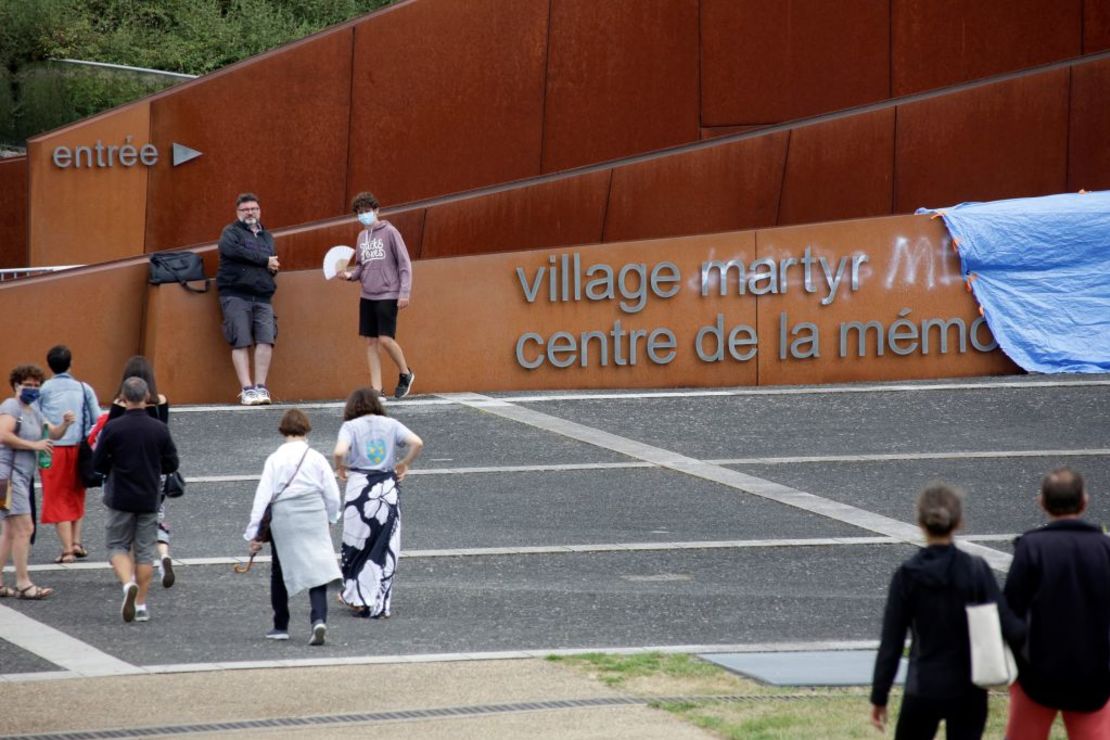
[121,582,138,623]
[309,621,327,646]
[161,556,175,588]
[394,371,414,399]
[266,629,289,640]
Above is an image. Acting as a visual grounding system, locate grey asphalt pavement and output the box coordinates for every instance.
[2,374,1107,738]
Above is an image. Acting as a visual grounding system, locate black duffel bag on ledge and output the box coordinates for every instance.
[149,251,209,293]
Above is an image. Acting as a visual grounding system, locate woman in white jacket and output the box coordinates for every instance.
[244,409,341,646]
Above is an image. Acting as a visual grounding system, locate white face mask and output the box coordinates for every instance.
[357,211,377,227]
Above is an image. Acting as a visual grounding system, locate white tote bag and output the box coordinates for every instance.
[966,602,1018,688]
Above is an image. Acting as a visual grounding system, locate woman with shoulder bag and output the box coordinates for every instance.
[870,483,1025,739]
[244,409,341,645]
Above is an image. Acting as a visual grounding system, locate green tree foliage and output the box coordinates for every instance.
[0,0,394,145]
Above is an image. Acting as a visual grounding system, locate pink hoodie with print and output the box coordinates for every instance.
[347,220,412,300]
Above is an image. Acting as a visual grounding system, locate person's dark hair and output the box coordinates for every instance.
[916,483,964,536]
[1041,467,1086,515]
[9,364,46,389]
[279,408,312,437]
[116,355,159,404]
[236,192,260,207]
[351,191,380,213]
[343,387,385,421]
[46,345,72,374]
[121,377,149,404]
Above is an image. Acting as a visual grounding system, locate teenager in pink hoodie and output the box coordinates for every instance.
[340,192,415,399]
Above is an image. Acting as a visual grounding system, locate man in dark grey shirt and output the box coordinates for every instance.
[93,377,178,623]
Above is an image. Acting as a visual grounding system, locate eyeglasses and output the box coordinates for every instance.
[237,206,261,213]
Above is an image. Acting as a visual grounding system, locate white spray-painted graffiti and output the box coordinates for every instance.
[883,235,961,290]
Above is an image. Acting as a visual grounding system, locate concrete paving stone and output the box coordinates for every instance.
[529,381,1110,461]
[0,660,649,736]
[734,455,1110,537]
[1,545,914,668]
[702,649,906,686]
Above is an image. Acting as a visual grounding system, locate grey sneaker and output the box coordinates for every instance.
[134,605,149,622]
[394,371,414,399]
[310,621,327,646]
[255,386,272,405]
[238,387,260,406]
[266,629,289,640]
[121,582,138,623]
[161,556,175,588]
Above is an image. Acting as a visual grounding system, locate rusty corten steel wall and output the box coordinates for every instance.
[133,213,1015,405]
[0,157,27,268]
[22,0,1108,267]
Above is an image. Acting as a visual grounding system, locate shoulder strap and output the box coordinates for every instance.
[271,446,311,504]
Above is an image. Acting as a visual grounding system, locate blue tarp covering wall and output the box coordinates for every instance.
[918,191,1110,374]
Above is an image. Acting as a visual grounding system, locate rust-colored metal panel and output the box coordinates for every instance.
[1087,0,1110,52]
[142,212,1024,404]
[0,261,149,402]
[604,133,789,243]
[1068,59,1110,191]
[701,0,890,126]
[778,109,895,226]
[346,0,548,208]
[27,102,151,266]
[894,70,1070,212]
[755,215,1017,386]
[421,171,611,259]
[892,0,1082,96]
[0,157,27,268]
[541,0,699,172]
[700,126,768,140]
[145,28,353,251]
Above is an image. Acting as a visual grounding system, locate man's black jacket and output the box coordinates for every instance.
[1005,518,1110,712]
[93,408,178,513]
[216,220,276,300]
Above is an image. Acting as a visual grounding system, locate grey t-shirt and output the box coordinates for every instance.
[0,397,44,481]
[337,415,414,472]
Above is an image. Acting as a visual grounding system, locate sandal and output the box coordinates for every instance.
[0,585,14,597]
[16,584,54,600]
[54,551,77,564]
[72,543,89,559]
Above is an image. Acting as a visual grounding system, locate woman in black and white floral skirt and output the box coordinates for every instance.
[333,387,423,618]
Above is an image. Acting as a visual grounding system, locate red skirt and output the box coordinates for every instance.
[40,446,86,523]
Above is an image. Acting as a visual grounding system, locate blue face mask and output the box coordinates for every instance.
[19,387,40,404]
[358,211,377,227]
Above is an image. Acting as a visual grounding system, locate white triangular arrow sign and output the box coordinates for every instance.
[172,143,203,167]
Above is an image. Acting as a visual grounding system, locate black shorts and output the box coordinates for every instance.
[359,298,399,338]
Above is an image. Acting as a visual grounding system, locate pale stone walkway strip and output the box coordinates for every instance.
[185,447,1110,484]
[444,393,1013,572]
[1,639,879,683]
[0,603,141,677]
[17,534,1017,574]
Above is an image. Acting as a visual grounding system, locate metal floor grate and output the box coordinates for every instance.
[7,694,849,738]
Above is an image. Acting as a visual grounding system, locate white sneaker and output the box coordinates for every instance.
[239,387,260,406]
[266,629,289,640]
[134,604,149,622]
[255,386,272,405]
[121,582,138,622]
[309,622,327,646]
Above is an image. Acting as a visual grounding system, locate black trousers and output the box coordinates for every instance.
[271,542,327,630]
[895,691,988,740]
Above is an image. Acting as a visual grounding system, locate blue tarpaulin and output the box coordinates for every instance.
[918,191,1110,374]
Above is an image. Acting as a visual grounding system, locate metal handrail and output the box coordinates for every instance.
[0,266,84,282]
